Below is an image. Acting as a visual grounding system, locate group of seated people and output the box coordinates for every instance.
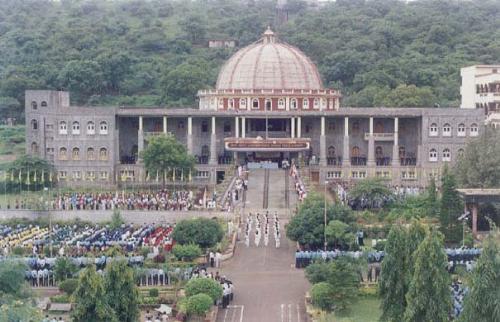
[1,223,176,258]
[294,250,385,268]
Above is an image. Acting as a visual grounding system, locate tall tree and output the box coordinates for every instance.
[454,127,500,188]
[72,266,118,322]
[405,220,427,281]
[404,230,450,322]
[104,260,139,322]
[425,177,438,217]
[439,165,463,242]
[459,235,500,322]
[141,135,195,186]
[379,225,409,322]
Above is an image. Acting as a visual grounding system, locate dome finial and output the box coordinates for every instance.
[263,26,276,44]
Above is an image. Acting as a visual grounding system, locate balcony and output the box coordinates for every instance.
[327,157,343,166]
[144,131,172,138]
[351,157,367,166]
[364,133,395,141]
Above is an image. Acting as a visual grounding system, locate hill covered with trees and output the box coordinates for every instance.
[0,0,498,119]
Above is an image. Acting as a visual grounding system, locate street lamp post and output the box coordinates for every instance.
[324,180,328,251]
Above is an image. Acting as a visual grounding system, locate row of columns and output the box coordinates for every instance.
[319,116,400,167]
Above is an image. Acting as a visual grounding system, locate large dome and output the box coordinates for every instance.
[216,28,323,91]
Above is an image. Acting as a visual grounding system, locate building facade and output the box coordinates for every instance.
[26,29,486,187]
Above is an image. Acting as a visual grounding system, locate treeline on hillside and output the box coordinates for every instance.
[0,0,499,121]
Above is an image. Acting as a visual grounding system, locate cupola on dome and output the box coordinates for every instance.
[216,27,323,91]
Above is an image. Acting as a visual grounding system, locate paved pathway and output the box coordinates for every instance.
[216,169,309,322]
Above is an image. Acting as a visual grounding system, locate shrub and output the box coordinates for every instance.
[186,294,213,316]
[311,282,335,312]
[58,278,78,295]
[185,278,223,302]
[54,257,77,282]
[172,244,202,262]
[51,294,71,303]
[110,208,124,229]
[149,288,159,297]
[172,218,224,248]
[12,247,25,256]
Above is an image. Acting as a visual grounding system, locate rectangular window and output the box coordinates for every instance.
[196,171,210,178]
[100,171,108,180]
[73,171,81,180]
[58,171,67,180]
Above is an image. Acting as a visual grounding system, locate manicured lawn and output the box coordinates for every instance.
[328,296,381,322]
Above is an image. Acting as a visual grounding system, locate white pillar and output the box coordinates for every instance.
[163,116,167,134]
[297,117,302,138]
[367,117,375,166]
[392,117,400,166]
[291,117,295,138]
[138,116,144,160]
[320,116,326,166]
[241,117,246,138]
[235,117,239,138]
[139,116,143,132]
[343,117,350,166]
[187,117,193,154]
[209,116,217,165]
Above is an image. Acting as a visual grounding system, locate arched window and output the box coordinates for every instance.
[303,98,309,109]
[252,99,259,109]
[290,98,297,110]
[218,98,224,109]
[201,120,208,133]
[59,147,67,160]
[442,148,451,162]
[239,98,247,109]
[72,121,80,135]
[470,123,478,136]
[457,148,465,157]
[59,121,67,135]
[223,121,231,133]
[321,98,327,109]
[99,148,108,161]
[31,119,38,130]
[87,148,95,160]
[442,123,451,137]
[313,98,319,109]
[429,123,438,136]
[228,99,234,110]
[278,99,285,109]
[328,146,335,157]
[41,101,47,107]
[375,146,383,157]
[265,99,272,111]
[31,101,37,110]
[201,145,209,156]
[31,142,38,154]
[351,146,360,157]
[429,148,438,162]
[99,121,108,135]
[457,123,466,136]
[87,121,95,135]
[72,147,80,160]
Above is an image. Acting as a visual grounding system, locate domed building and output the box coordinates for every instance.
[25,28,485,191]
[198,27,341,111]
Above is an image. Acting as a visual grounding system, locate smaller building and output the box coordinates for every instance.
[208,40,237,48]
[460,65,500,111]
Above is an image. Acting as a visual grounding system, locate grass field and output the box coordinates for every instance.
[327,296,381,322]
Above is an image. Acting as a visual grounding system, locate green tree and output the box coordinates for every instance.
[110,208,124,230]
[459,236,500,322]
[310,282,336,312]
[104,260,139,322]
[172,218,224,249]
[286,193,354,249]
[404,230,450,322]
[405,220,427,280]
[439,166,463,242]
[161,61,211,105]
[186,293,213,316]
[172,244,202,262]
[0,299,42,322]
[379,225,409,322]
[425,177,438,217]
[141,135,195,187]
[72,266,118,322]
[454,128,500,188]
[179,15,207,44]
[96,51,133,92]
[54,257,77,282]
[380,84,437,107]
[0,96,21,120]
[325,220,354,249]
[6,154,53,192]
[58,60,104,103]
[185,278,223,302]
[0,260,29,298]
[348,178,393,209]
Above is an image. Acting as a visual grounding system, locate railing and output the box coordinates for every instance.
[144,131,171,137]
[351,157,367,166]
[327,157,343,166]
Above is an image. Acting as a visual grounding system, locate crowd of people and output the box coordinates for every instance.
[446,247,482,273]
[290,163,307,202]
[243,211,281,248]
[450,280,469,319]
[294,250,385,268]
[335,183,422,209]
